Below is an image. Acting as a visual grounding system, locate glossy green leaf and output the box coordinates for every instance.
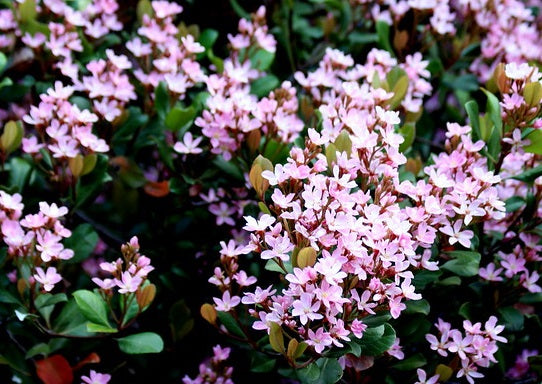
[251,75,279,98]
[441,251,481,277]
[117,332,164,354]
[73,290,111,327]
[63,224,98,263]
[524,130,542,155]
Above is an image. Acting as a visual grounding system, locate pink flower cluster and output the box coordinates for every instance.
[478,62,542,293]
[295,47,432,113]
[0,8,17,49]
[128,1,206,97]
[42,0,122,40]
[425,316,507,384]
[182,345,234,384]
[351,0,542,82]
[0,191,72,292]
[402,121,505,248]
[194,7,302,161]
[23,81,108,161]
[78,49,137,122]
[92,236,154,294]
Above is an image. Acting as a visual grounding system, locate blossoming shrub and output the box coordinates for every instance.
[0,0,540,383]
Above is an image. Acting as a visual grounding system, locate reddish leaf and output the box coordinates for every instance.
[72,352,100,371]
[143,180,170,197]
[35,355,73,384]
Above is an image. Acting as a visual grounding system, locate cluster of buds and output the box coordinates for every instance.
[182,345,234,384]
[92,236,154,299]
[425,317,507,384]
[128,0,206,98]
[493,62,542,129]
[0,191,73,292]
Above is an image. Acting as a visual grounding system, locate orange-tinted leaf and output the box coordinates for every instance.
[144,181,170,197]
[72,352,100,371]
[35,355,73,384]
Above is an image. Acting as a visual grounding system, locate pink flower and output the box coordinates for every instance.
[81,370,111,384]
[174,132,203,154]
[291,293,323,325]
[115,271,142,294]
[306,327,333,354]
[213,291,241,312]
[34,267,62,292]
[415,369,440,384]
[439,220,474,248]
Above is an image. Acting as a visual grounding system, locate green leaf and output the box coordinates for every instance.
[251,352,276,373]
[465,100,481,143]
[0,289,22,305]
[481,88,502,133]
[520,293,542,304]
[73,290,111,327]
[297,358,343,384]
[391,353,427,370]
[441,251,481,277]
[348,32,378,45]
[53,299,94,337]
[505,196,525,213]
[165,105,196,132]
[19,0,37,23]
[75,154,111,209]
[399,123,415,152]
[510,164,542,183]
[154,81,169,121]
[0,52,7,73]
[117,332,164,354]
[63,224,98,263]
[413,270,442,289]
[361,312,392,327]
[437,276,461,286]
[229,0,250,19]
[250,75,279,98]
[25,343,49,359]
[212,156,244,181]
[8,157,32,192]
[444,73,479,92]
[199,29,219,50]
[498,307,524,332]
[86,322,118,333]
[249,49,275,71]
[404,299,430,315]
[376,21,393,55]
[524,130,542,155]
[353,323,396,356]
[112,107,149,149]
[35,293,67,309]
[216,311,245,338]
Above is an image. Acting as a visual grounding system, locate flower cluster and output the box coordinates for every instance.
[128,1,206,98]
[182,345,234,384]
[506,349,539,380]
[425,316,507,384]
[295,47,432,113]
[351,0,542,82]
[22,81,107,175]
[194,7,301,161]
[0,191,72,292]
[79,49,137,122]
[92,236,154,295]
